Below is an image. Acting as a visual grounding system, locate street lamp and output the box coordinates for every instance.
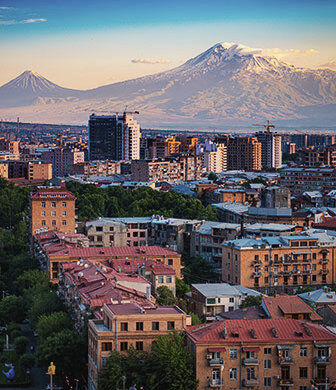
[122,376,126,390]
[74,378,79,390]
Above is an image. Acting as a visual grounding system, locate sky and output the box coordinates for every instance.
[0,0,335,89]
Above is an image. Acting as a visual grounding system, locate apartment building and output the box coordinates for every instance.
[191,221,240,271]
[5,160,52,181]
[217,136,262,171]
[0,137,19,156]
[85,217,151,247]
[42,147,84,177]
[30,186,76,236]
[0,162,8,178]
[222,232,336,294]
[88,112,140,161]
[187,283,261,321]
[196,140,227,173]
[279,167,336,194]
[69,160,121,177]
[34,235,182,282]
[186,318,336,390]
[88,303,191,390]
[256,130,282,170]
[131,155,203,182]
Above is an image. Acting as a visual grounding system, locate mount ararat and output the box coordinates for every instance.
[0,43,335,127]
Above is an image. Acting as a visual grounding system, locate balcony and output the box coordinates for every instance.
[314,378,329,385]
[253,272,261,277]
[278,379,294,386]
[209,358,223,366]
[208,379,224,388]
[243,358,259,365]
[314,356,330,364]
[278,356,294,364]
[319,269,329,275]
[243,379,259,387]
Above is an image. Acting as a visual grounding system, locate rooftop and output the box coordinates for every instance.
[187,318,336,344]
[192,283,261,298]
[105,302,185,316]
[298,288,336,304]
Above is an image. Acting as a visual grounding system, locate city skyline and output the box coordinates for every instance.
[1,0,335,89]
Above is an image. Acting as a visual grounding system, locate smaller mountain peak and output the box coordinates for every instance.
[21,70,41,78]
[212,42,263,56]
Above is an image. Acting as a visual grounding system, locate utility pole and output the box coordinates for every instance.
[122,375,126,390]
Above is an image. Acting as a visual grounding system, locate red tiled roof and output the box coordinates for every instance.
[328,304,336,314]
[51,245,179,258]
[263,295,322,322]
[186,318,336,344]
[31,187,76,200]
[314,218,336,230]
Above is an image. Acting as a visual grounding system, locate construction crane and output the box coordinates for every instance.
[252,120,275,132]
[84,108,139,116]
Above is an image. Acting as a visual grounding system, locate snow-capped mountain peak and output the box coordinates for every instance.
[3,70,62,93]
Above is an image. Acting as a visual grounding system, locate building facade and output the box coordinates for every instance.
[256,131,282,170]
[88,303,191,390]
[88,112,140,161]
[42,148,84,177]
[30,186,76,236]
[186,318,336,390]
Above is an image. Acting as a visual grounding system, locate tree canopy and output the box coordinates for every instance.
[66,181,218,221]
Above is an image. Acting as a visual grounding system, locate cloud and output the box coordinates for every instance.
[262,48,319,59]
[0,18,47,25]
[131,58,171,65]
[318,60,336,70]
[0,7,12,10]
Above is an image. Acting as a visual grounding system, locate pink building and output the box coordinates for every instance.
[42,148,84,177]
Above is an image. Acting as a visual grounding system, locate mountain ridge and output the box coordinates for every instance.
[1,42,336,126]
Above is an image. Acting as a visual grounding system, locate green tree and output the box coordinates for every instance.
[37,329,86,379]
[13,335,29,355]
[28,290,65,326]
[15,269,50,295]
[295,286,315,295]
[19,354,35,370]
[239,295,262,308]
[208,172,218,182]
[0,295,26,324]
[182,253,219,285]
[151,331,198,390]
[37,311,72,340]
[176,278,190,299]
[156,286,177,306]
[190,312,203,325]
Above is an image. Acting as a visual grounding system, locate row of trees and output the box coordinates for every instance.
[98,332,197,390]
[66,181,218,221]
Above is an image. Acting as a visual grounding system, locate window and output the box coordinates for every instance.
[265,277,269,284]
[51,211,56,217]
[229,368,237,380]
[62,220,67,226]
[264,347,272,355]
[264,359,272,369]
[264,254,269,261]
[136,341,143,351]
[133,232,138,237]
[312,275,316,282]
[152,322,159,331]
[62,202,66,207]
[41,202,46,208]
[97,236,103,242]
[229,297,234,303]
[255,255,259,261]
[264,377,272,387]
[96,226,103,232]
[41,220,46,226]
[52,220,56,226]
[300,387,307,390]
[300,347,307,357]
[136,322,143,331]
[166,276,172,283]
[102,342,112,351]
[158,276,164,283]
[312,264,316,271]
[229,349,237,359]
[52,202,56,208]
[168,259,173,266]
[120,322,128,331]
[299,367,307,378]
[62,211,67,217]
[41,211,46,217]
[140,231,146,237]
[109,226,114,232]
[120,342,128,351]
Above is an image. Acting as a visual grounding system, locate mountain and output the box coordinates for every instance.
[0,70,82,108]
[1,43,336,126]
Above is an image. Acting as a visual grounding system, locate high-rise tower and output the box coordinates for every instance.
[88,112,140,161]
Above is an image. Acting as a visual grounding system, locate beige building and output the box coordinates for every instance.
[30,186,76,236]
[88,303,191,390]
[186,317,336,390]
[222,232,335,294]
